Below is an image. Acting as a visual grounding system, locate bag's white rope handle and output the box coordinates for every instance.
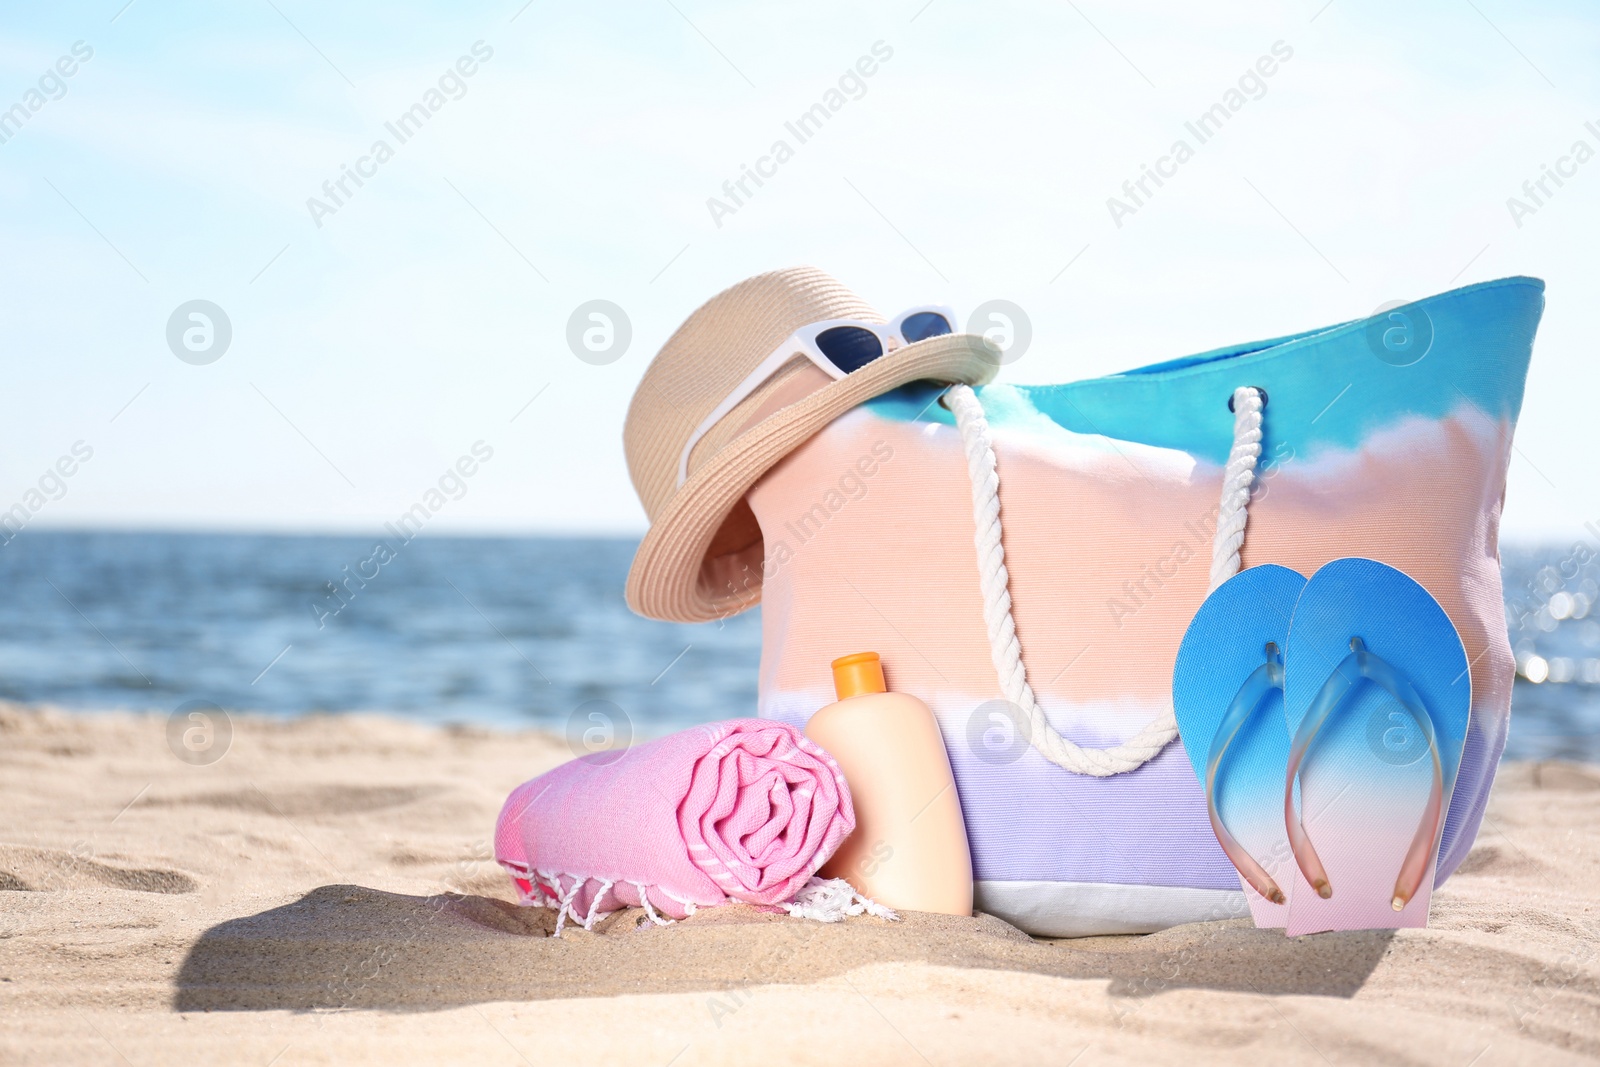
[945,383,1265,777]
[1211,386,1265,592]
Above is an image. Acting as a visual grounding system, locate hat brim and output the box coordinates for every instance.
[626,332,999,622]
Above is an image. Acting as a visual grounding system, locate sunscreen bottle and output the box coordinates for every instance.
[805,652,974,915]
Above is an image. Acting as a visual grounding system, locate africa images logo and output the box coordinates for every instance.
[1105,40,1294,228]
[305,41,494,228]
[705,41,894,228]
[0,41,94,147]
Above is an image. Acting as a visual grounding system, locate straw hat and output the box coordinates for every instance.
[624,267,998,622]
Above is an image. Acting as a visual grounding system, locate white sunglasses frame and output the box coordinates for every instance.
[676,305,956,487]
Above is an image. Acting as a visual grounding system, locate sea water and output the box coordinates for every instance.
[1,531,1595,761]
[0,532,759,741]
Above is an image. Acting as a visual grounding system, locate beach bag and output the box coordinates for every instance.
[748,276,1544,937]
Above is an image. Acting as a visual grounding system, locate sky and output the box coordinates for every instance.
[0,0,1596,542]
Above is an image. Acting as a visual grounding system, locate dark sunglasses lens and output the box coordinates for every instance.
[815,326,885,373]
[900,312,952,343]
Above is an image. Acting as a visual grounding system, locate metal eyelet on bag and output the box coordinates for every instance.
[1227,388,1268,412]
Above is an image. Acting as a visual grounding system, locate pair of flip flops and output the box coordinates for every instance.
[1173,558,1471,936]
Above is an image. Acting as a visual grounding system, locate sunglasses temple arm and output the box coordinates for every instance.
[676,337,823,486]
[673,307,946,486]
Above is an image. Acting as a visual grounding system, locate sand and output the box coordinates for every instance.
[1,703,1597,1066]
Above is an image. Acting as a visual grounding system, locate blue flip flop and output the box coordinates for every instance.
[1173,563,1307,927]
[1281,558,1471,936]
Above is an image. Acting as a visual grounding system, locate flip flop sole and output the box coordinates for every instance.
[1282,557,1471,936]
[1173,563,1306,927]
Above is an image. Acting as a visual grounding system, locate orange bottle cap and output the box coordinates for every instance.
[832,652,886,699]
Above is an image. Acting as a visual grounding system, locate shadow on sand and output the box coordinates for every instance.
[172,883,1395,1013]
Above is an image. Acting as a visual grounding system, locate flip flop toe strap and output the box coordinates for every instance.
[1205,642,1287,904]
[1283,637,1445,910]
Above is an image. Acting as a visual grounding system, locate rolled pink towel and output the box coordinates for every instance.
[494,718,855,931]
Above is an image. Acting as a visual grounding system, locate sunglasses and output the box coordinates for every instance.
[677,306,955,486]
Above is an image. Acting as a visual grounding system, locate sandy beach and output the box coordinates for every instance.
[1,702,1596,1066]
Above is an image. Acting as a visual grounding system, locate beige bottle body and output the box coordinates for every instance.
[807,690,974,915]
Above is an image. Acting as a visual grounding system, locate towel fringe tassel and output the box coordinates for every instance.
[498,864,893,936]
